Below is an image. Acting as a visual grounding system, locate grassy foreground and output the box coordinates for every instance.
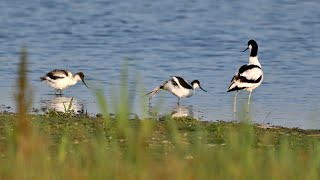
[3,48,320,179]
[1,112,320,179]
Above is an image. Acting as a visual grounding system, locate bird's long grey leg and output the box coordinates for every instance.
[234,91,238,113]
[248,91,252,105]
[60,89,63,96]
[177,98,180,106]
[247,91,252,113]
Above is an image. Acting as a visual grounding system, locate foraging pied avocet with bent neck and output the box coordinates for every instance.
[147,76,207,105]
[228,40,263,110]
[41,69,88,95]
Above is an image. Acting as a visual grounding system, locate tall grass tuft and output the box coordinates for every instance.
[15,47,31,143]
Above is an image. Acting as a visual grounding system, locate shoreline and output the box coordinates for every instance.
[1,110,320,134]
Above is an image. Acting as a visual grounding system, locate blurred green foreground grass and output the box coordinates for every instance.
[1,113,320,179]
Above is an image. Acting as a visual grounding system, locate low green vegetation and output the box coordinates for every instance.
[1,49,319,179]
[1,112,320,179]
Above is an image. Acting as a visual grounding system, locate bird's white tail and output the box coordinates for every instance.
[146,80,168,101]
[228,76,245,92]
[40,76,47,81]
[228,81,238,92]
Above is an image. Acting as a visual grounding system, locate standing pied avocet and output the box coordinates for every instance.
[146,76,207,105]
[40,69,88,95]
[228,39,263,112]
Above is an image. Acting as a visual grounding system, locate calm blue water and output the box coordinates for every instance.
[0,0,319,129]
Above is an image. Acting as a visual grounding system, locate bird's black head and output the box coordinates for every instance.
[243,39,258,57]
[75,72,88,88]
[191,80,200,85]
[191,80,207,92]
[248,39,258,49]
[76,72,85,79]
[248,39,257,47]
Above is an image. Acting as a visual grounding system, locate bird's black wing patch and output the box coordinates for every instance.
[234,65,262,83]
[46,69,68,80]
[238,64,261,74]
[239,75,262,83]
[170,79,179,87]
[232,73,263,84]
[46,73,65,80]
[51,69,69,76]
[175,76,193,89]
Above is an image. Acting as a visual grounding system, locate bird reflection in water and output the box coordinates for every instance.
[148,104,194,119]
[171,105,194,118]
[41,96,84,113]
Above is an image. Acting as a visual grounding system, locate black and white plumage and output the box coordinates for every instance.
[146,76,207,105]
[40,69,88,95]
[228,40,263,110]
